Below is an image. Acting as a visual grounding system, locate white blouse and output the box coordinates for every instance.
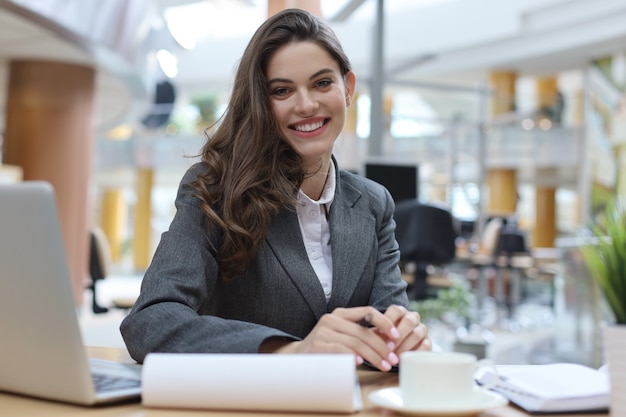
[295,163,335,303]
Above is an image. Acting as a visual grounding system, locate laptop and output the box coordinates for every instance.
[0,181,141,405]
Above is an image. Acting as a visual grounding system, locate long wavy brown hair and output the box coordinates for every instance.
[190,8,352,281]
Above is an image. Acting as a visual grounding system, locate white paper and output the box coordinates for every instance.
[142,353,359,413]
[475,363,610,412]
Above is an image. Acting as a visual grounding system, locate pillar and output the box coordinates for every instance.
[536,77,559,112]
[534,76,559,248]
[487,168,517,215]
[383,93,393,132]
[572,89,584,128]
[3,60,95,305]
[267,0,321,17]
[133,168,153,271]
[487,71,518,216]
[430,173,449,203]
[489,71,517,116]
[101,188,128,263]
[534,185,556,247]
[345,91,358,135]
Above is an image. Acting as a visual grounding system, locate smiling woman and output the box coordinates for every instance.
[266,41,356,193]
[120,8,431,372]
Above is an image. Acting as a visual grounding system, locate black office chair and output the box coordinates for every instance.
[494,222,528,258]
[394,200,458,300]
[493,221,530,319]
[87,227,111,314]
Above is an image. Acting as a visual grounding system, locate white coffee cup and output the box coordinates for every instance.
[399,351,495,408]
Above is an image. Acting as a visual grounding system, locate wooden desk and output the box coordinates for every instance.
[0,347,606,417]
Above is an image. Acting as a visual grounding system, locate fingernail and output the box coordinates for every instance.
[381,360,391,371]
[391,327,400,339]
[388,352,399,365]
[387,341,396,350]
[355,355,364,365]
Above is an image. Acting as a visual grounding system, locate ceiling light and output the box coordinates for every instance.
[156,49,178,78]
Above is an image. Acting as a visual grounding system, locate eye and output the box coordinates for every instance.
[270,86,291,97]
[315,79,333,88]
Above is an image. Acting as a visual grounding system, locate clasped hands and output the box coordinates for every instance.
[264,305,431,372]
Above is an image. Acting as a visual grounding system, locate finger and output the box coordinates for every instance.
[299,336,378,366]
[352,337,397,372]
[309,319,397,371]
[383,304,409,325]
[334,306,400,341]
[393,310,421,343]
[416,336,433,351]
[321,310,399,369]
[395,323,430,354]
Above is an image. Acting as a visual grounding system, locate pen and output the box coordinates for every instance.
[357,313,374,328]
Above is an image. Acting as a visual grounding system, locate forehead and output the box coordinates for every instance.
[266,41,340,78]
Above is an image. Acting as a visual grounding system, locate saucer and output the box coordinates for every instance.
[368,387,508,416]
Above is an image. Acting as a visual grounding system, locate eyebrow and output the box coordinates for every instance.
[267,68,335,85]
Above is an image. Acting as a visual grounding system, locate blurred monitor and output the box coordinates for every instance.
[364,162,419,203]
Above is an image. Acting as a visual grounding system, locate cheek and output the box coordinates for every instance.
[269,102,280,118]
[330,89,348,111]
[270,101,288,122]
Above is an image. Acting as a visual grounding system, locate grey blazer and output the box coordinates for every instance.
[121,160,409,363]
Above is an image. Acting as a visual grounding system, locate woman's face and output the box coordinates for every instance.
[266,41,355,169]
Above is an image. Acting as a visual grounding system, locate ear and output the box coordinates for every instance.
[344,71,357,107]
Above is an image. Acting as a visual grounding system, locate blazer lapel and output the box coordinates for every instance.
[265,209,328,319]
[327,176,374,311]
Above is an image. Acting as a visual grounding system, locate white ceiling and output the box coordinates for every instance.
[164,0,626,86]
[0,0,151,135]
[2,0,626,132]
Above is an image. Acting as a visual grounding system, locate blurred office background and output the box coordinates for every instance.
[0,0,623,367]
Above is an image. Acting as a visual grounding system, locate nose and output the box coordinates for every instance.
[294,89,318,115]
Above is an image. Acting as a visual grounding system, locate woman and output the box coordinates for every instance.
[121,8,431,372]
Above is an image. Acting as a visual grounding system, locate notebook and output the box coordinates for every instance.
[0,181,141,405]
[475,363,609,413]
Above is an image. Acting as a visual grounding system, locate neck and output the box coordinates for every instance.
[301,160,331,200]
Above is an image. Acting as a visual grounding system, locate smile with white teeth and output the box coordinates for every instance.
[291,119,327,132]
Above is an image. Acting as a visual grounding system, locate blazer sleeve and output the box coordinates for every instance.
[120,164,297,363]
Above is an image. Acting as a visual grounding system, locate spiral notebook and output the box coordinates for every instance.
[475,362,610,413]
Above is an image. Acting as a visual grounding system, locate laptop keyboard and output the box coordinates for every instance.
[93,373,141,393]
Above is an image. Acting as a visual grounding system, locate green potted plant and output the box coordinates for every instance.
[581,201,626,324]
[409,277,476,327]
[581,200,626,417]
